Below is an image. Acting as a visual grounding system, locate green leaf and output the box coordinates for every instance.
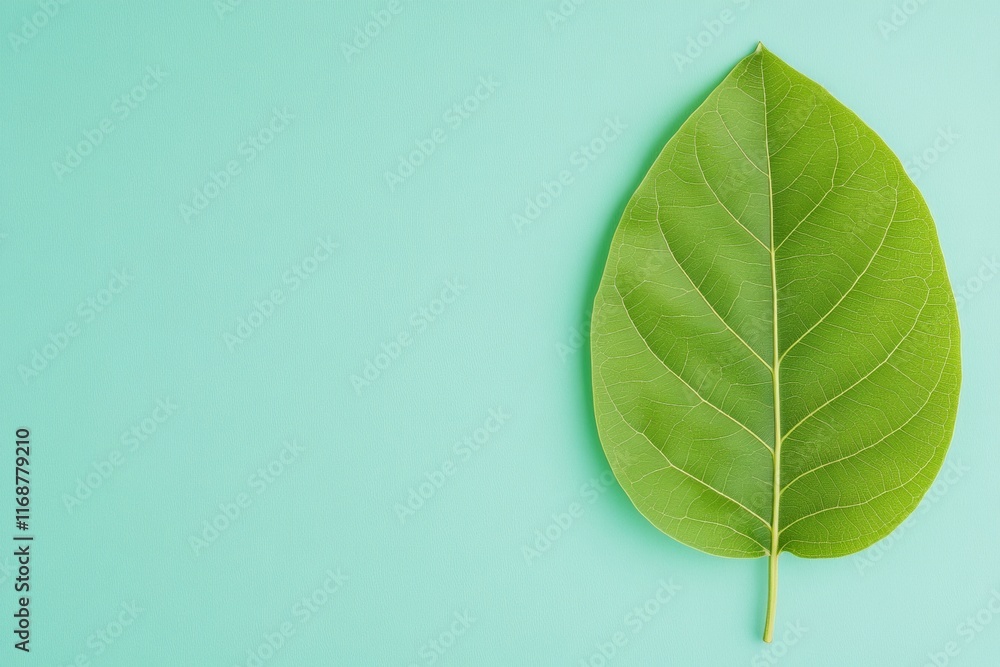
[590,43,961,641]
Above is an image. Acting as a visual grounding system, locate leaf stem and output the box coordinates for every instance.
[763,548,778,642]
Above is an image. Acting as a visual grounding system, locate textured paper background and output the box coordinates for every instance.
[2,1,997,665]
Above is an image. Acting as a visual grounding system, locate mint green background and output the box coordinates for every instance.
[2,1,998,665]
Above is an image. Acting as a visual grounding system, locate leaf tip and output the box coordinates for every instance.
[755,41,766,54]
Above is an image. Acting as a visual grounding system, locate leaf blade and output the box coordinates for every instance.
[590,44,961,567]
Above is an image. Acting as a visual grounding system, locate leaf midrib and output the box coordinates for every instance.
[761,53,782,559]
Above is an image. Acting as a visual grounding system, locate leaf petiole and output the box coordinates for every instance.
[763,550,778,642]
